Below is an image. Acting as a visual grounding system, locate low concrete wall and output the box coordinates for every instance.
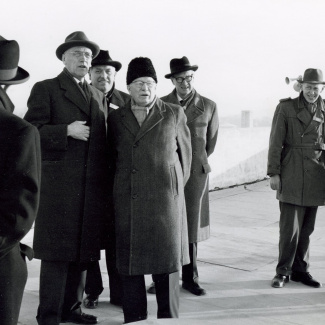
[208,126,271,190]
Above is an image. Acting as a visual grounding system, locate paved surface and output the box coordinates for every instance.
[18,180,325,324]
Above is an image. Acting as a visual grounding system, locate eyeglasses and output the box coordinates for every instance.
[67,51,93,59]
[173,75,193,83]
[131,81,156,89]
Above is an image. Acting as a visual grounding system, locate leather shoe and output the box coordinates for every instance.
[182,282,206,296]
[147,282,156,294]
[83,295,98,309]
[271,274,289,288]
[291,272,322,288]
[61,312,98,324]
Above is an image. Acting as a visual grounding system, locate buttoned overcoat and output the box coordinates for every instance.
[24,70,109,262]
[161,90,219,242]
[107,98,192,275]
[267,95,325,206]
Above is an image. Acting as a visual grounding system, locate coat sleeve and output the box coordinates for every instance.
[267,104,287,176]
[0,124,41,259]
[175,107,192,184]
[206,101,219,157]
[25,81,68,151]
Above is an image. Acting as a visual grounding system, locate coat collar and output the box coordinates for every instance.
[0,87,14,112]
[295,94,325,135]
[58,70,90,116]
[166,89,204,124]
[120,97,165,141]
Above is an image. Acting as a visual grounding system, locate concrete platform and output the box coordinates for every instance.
[18,180,325,324]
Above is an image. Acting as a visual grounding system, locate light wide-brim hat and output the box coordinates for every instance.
[165,56,198,79]
[0,36,30,85]
[297,68,325,84]
[91,50,122,72]
[56,31,100,60]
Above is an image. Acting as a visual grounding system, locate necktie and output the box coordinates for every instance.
[78,82,89,102]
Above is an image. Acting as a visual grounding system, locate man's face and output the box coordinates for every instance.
[171,70,195,98]
[301,83,324,103]
[127,77,156,107]
[62,46,92,80]
[89,65,116,94]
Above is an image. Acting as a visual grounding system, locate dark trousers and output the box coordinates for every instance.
[276,202,317,276]
[36,260,87,325]
[0,245,28,325]
[182,242,199,284]
[121,271,179,323]
[85,249,122,302]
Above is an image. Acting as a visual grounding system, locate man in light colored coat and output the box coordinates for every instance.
[107,57,192,323]
[148,56,218,296]
[24,31,108,325]
[268,68,325,289]
[83,49,130,309]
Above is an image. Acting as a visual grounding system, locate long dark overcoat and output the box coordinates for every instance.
[0,108,41,260]
[161,90,219,242]
[107,97,192,275]
[0,107,41,325]
[267,95,325,206]
[24,70,109,263]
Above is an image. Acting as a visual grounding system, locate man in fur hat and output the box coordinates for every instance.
[0,36,41,325]
[268,68,325,289]
[83,50,130,309]
[148,56,219,296]
[107,57,192,323]
[24,31,108,325]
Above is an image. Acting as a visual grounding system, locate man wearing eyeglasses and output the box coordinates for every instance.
[24,32,109,325]
[148,56,219,297]
[107,57,192,323]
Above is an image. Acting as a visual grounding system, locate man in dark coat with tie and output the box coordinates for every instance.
[83,49,130,309]
[268,68,325,289]
[0,36,41,325]
[24,31,109,325]
[148,56,219,296]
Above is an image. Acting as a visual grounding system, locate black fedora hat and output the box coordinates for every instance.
[56,31,100,60]
[297,68,325,84]
[0,36,29,85]
[91,50,122,71]
[165,56,198,79]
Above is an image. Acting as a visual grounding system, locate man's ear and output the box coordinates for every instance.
[127,85,131,94]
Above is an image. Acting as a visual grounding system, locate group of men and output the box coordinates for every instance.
[0,31,219,325]
[2,29,325,325]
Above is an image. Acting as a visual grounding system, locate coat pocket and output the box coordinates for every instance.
[202,163,211,174]
[170,166,179,197]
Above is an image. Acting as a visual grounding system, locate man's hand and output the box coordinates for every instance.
[67,121,90,141]
[270,174,281,191]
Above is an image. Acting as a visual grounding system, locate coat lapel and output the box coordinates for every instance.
[185,90,204,124]
[120,102,140,137]
[163,89,204,124]
[110,89,126,109]
[296,96,325,136]
[58,71,90,116]
[135,98,165,142]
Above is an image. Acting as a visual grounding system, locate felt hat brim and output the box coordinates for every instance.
[56,40,100,60]
[165,65,198,79]
[91,60,122,72]
[0,66,30,85]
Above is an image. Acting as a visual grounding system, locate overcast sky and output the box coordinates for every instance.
[2,0,325,120]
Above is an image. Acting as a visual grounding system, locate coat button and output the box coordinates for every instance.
[132,169,137,174]
[193,152,196,156]
[132,194,138,199]
[133,143,138,148]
